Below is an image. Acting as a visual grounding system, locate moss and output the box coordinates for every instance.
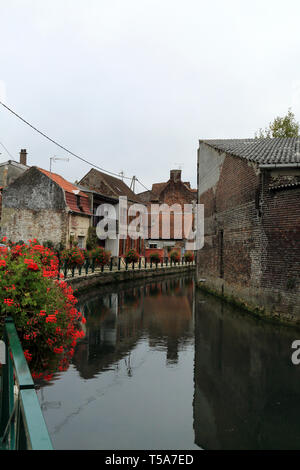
[196,281,300,329]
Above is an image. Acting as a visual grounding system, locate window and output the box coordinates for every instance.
[78,236,85,249]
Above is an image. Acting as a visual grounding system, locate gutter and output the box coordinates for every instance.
[259,163,300,169]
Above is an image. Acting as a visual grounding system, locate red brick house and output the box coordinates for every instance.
[138,169,197,259]
[197,138,300,320]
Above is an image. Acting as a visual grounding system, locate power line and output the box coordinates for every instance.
[0,140,14,160]
[0,100,136,182]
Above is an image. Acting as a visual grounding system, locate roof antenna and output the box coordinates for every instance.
[130,175,137,193]
[119,170,124,181]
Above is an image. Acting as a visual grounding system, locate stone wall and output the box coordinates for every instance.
[1,166,68,245]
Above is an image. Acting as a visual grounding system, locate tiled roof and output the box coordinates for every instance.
[38,168,91,215]
[80,169,141,203]
[201,138,300,165]
[39,168,88,197]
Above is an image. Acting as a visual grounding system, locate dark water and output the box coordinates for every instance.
[36,275,300,450]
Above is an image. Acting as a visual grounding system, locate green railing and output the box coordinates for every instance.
[0,317,53,450]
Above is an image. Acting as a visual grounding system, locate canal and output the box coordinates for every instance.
[36,275,300,450]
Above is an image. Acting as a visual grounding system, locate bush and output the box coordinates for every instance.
[124,249,139,263]
[0,238,85,382]
[169,250,180,262]
[61,247,85,268]
[86,226,98,251]
[184,251,194,262]
[149,252,160,264]
[90,247,111,267]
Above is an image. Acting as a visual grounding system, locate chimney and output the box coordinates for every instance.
[19,149,27,166]
[170,169,182,183]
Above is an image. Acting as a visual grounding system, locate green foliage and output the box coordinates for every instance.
[124,249,139,263]
[90,247,111,266]
[0,238,85,381]
[169,250,180,262]
[149,252,161,264]
[61,247,85,268]
[184,251,194,262]
[255,108,299,138]
[86,226,98,251]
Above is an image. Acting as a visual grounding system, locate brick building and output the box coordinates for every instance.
[79,168,144,257]
[197,138,300,320]
[138,169,197,258]
[1,166,91,248]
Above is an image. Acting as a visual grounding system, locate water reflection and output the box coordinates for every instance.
[194,290,300,450]
[37,275,197,450]
[73,277,194,380]
[36,276,300,450]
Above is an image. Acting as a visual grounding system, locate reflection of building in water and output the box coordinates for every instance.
[73,277,194,378]
[193,290,300,450]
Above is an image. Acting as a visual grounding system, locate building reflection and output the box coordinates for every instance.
[72,276,194,379]
[193,290,300,450]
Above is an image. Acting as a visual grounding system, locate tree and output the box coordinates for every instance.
[255,108,300,138]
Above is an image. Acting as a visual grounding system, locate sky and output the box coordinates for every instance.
[1,0,300,191]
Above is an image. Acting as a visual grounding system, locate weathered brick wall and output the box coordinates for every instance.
[197,143,300,320]
[260,171,300,315]
[198,152,261,286]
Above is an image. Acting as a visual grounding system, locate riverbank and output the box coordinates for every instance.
[67,264,196,293]
[197,279,300,329]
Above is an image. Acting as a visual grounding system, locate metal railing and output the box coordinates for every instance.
[58,255,196,279]
[0,317,53,450]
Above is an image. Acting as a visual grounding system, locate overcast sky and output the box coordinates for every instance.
[1,0,300,191]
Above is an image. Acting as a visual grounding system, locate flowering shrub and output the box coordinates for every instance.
[124,249,139,263]
[61,247,85,268]
[0,238,85,382]
[90,247,111,267]
[184,251,194,262]
[169,250,180,262]
[149,252,160,264]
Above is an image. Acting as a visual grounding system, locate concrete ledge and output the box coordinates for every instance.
[67,265,196,293]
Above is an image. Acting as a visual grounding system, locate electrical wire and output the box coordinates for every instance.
[0,100,151,191]
[0,140,14,159]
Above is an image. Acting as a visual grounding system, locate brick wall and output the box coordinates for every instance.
[197,143,300,320]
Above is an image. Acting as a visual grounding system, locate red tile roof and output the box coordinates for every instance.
[38,168,91,215]
[39,168,88,197]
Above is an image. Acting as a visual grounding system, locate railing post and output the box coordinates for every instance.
[110,257,113,271]
[145,257,147,269]
[118,257,121,271]
[139,257,141,270]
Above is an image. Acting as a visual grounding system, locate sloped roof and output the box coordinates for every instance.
[38,168,91,215]
[39,168,88,198]
[200,138,300,165]
[79,168,141,203]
